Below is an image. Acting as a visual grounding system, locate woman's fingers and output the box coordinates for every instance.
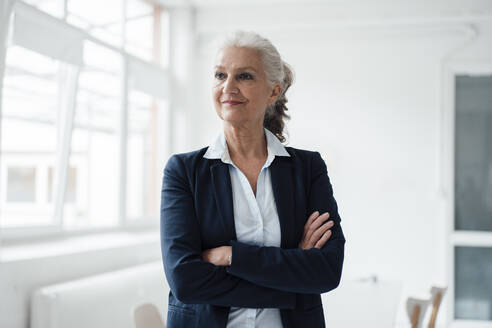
[306,211,320,226]
[314,230,332,249]
[309,212,330,232]
[305,212,330,241]
[309,219,334,246]
[302,211,320,240]
[201,246,230,266]
[299,211,333,250]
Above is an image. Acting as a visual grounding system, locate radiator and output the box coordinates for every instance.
[30,261,169,328]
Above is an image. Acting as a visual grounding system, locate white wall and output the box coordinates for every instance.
[185,2,492,326]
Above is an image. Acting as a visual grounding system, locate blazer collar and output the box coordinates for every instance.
[203,127,290,167]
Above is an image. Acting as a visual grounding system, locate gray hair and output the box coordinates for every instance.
[217,31,294,143]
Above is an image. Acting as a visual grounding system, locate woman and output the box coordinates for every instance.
[161,31,345,328]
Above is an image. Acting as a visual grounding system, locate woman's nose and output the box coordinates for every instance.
[223,77,238,94]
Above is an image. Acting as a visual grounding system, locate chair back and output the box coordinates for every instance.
[134,303,165,328]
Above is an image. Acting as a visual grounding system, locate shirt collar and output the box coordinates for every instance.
[203,127,290,167]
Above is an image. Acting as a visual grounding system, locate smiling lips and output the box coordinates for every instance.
[222,100,244,106]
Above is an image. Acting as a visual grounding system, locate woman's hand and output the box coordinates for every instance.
[202,211,332,264]
[298,211,334,250]
[202,246,232,266]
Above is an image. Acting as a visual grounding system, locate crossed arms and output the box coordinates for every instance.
[160,152,345,308]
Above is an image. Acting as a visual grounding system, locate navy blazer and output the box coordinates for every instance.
[160,145,346,328]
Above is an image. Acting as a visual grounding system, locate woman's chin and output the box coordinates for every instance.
[220,110,246,123]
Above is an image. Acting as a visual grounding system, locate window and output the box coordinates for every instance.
[22,0,63,18]
[125,0,157,62]
[126,90,169,222]
[455,76,492,232]
[0,45,66,228]
[451,74,492,325]
[0,1,169,237]
[62,40,122,229]
[7,167,36,203]
[67,0,123,47]
[455,247,492,321]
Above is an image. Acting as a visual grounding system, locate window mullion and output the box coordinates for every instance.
[0,0,16,204]
[62,0,68,21]
[452,231,492,247]
[119,57,129,226]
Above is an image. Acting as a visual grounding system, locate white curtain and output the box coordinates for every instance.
[1,1,85,153]
[53,64,80,222]
[1,2,84,226]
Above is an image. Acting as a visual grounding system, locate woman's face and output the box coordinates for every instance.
[212,46,281,127]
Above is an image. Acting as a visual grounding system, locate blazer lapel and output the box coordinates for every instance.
[270,156,296,248]
[210,156,296,248]
[210,160,237,241]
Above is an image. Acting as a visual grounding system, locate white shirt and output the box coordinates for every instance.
[203,127,291,328]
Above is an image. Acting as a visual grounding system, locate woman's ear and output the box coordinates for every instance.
[268,82,282,105]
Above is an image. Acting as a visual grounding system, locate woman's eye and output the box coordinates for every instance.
[215,72,226,80]
[238,73,253,80]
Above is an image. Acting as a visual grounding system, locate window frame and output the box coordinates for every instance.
[0,0,168,243]
[443,60,492,328]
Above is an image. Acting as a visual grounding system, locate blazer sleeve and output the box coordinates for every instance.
[225,151,346,294]
[160,154,297,308]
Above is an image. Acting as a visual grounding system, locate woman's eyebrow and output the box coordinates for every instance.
[214,65,257,72]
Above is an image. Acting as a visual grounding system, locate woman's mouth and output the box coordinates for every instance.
[222,100,244,106]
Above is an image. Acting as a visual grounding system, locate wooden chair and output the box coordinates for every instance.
[406,297,430,328]
[406,285,447,328]
[427,286,447,328]
[134,303,165,328]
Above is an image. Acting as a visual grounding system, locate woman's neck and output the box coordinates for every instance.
[223,123,267,161]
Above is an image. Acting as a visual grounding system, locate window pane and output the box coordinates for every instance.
[126,90,164,221]
[454,75,492,231]
[2,46,59,123]
[125,0,155,62]
[455,246,492,320]
[47,167,77,203]
[63,41,122,229]
[22,0,64,18]
[7,167,36,202]
[65,167,77,203]
[67,0,123,47]
[0,46,61,227]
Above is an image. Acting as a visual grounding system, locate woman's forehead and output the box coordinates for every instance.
[215,46,262,70]
[215,65,259,73]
